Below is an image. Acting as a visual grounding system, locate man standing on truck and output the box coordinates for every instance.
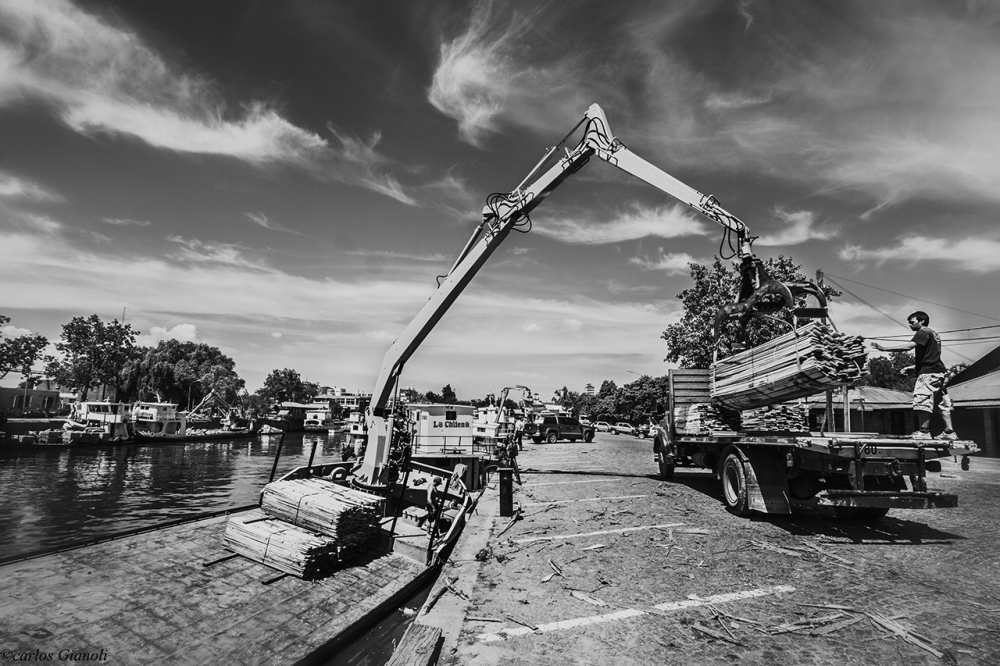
[871,311,957,440]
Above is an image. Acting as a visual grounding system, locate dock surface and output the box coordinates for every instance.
[1,511,426,665]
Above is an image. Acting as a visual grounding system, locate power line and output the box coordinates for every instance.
[825,275,975,362]
[827,274,1000,322]
[823,276,907,329]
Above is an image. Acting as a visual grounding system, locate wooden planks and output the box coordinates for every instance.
[710,323,866,411]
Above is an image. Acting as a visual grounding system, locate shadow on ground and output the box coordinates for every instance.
[660,469,966,545]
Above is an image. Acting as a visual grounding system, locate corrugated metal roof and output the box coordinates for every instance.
[948,368,1000,405]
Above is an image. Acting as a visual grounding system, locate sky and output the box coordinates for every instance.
[2,0,1000,400]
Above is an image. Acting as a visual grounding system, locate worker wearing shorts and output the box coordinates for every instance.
[871,311,957,440]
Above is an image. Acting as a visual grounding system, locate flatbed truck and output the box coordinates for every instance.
[653,369,979,519]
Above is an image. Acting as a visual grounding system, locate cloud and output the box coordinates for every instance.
[629,250,699,274]
[533,204,708,245]
[755,209,837,246]
[137,323,201,347]
[1,324,32,338]
[563,318,582,332]
[365,330,395,341]
[102,217,150,227]
[428,3,588,146]
[167,236,262,269]
[839,235,1000,273]
[0,0,414,204]
[0,172,62,201]
[522,323,541,333]
[242,211,305,235]
[270,332,283,339]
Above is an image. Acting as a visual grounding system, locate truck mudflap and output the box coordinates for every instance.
[817,490,958,509]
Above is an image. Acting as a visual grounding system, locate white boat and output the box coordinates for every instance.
[131,402,188,440]
[63,401,132,441]
[303,405,336,432]
[473,401,514,452]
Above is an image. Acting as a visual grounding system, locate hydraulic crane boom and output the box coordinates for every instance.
[356,104,759,485]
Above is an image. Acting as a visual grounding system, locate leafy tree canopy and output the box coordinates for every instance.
[124,339,245,405]
[257,368,317,405]
[0,315,48,380]
[858,352,915,392]
[662,256,840,369]
[45,315,136,400]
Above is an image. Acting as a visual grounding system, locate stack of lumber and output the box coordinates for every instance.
[711,322,866,411]
[224,509,340,579]
[673,402,741,436]
[741,402,807,432]
[260,477,384,557]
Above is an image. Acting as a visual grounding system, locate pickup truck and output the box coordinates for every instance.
[526,415,596,443]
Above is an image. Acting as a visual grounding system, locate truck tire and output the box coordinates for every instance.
[584,431,594,443]
[547,432,558,443]
[532,437,542,444]
[721,453,751,516]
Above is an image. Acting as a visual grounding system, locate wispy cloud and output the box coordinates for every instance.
[0,0,414,204]
[428,3,587,146]
[167,236,262,269]
[102,217,150,227]
[839,235,1000,273]
[533,204,708,245]
[243,211,305,235]
[0,172,62,201]
[756,209,837,247]
[629,250,700,275]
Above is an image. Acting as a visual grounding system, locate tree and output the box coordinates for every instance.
[45,315,136,400]
[618,375,671,423]
[662,256,840,369]
[124,340,245,405]
[257,368,316,405]
[0,315,48,381]
[859,353,916,392]
[440,384,457,404]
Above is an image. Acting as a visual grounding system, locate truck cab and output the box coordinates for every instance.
[526,414,596,444]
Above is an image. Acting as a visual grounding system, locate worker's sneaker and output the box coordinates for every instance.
[935,430,958,441]
[910,430,932,440]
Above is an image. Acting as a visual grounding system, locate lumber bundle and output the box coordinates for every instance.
[223,509,341,579]
[740,402,808,433]
[673,402,741,436]
[260,477,383,556]
[711,322,866,411]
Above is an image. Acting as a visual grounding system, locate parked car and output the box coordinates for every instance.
[525,415,596,443]
[637,423,652,439]
[611,422,636,436]
[593,421,611,432]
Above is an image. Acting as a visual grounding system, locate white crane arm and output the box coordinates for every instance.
[356,104,755,485]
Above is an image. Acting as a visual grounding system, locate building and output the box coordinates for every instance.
[314,387,372,414]
[0,386,61,416]
[802,386,916,435]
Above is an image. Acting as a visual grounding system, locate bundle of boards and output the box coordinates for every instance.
[223,476,383,578]
[711,322,866,411]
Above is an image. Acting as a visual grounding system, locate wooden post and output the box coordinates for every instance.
[825,390,834,433]
[267,433,286,485]
[499,468,514,517]
[843,386,852,433]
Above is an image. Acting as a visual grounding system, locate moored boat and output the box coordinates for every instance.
[63,400,133,441]
[303,404,336,432]
[131,401,187,440]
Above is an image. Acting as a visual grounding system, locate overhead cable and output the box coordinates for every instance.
[827,274,1000,323]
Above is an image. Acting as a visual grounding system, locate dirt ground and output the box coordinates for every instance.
[426,434,1000,666]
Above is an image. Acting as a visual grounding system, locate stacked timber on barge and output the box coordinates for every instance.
[224,477,383,578]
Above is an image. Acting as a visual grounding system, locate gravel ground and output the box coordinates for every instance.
[436,433,1000,666]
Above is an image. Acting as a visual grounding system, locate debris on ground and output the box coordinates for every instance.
[570,590,608,606]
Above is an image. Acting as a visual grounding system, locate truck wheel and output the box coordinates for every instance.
[658,459,675,480]
[532,437,542,444]
[721,453,751,516]
[584,431,594,443]
[547,432,558,443]
[834,506,889,520]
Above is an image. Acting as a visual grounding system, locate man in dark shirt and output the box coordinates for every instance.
[871,311,956,440]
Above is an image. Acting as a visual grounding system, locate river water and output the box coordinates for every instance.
[0,431,345,560]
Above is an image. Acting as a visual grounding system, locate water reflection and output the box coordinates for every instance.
[0,431,346,560]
